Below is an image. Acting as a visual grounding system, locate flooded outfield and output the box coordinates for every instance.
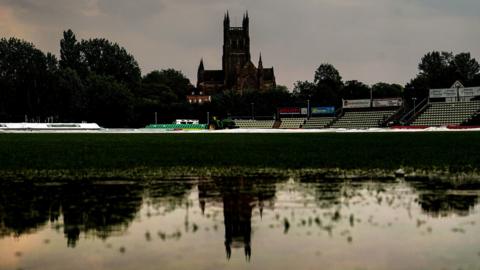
[1,176,480,270]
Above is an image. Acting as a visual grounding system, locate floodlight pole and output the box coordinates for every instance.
[207,112,210,126]
[370,87,373,107]
[412,97,417,115]
[155,112,158,124]
[251,103,255,120]
[307,99,310,119]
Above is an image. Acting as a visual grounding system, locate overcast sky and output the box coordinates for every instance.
[1,0,479,89]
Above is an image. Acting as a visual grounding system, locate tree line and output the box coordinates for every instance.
[1,30,479,126]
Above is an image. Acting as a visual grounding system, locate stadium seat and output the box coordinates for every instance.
[411,101,480,126]
[233,120,275,129]
[302,117,335,129]
[330,110,397,129]
[279,118,306,129]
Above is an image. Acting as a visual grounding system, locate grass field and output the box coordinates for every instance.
[0,132,479,179]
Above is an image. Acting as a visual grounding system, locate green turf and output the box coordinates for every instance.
[0,132,478,174]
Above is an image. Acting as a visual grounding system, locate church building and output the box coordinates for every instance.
[189,12,276,103]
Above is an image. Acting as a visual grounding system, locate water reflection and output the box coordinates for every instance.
[1,176,480,270]
[0,181,143,247]
[198,177,276,260]
[407,178,480,217]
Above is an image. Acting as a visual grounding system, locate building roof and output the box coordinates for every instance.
[262,68,275,81]
[203,70,224,82]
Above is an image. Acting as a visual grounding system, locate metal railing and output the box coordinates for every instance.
[326,109,345,128]
[399,98,429,125]
[380,106,406,127]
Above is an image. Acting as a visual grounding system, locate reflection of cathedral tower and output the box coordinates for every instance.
[223,186,253,261]
[197,177,277,261]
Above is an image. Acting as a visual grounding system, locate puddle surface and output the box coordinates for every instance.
[1,177,480,270]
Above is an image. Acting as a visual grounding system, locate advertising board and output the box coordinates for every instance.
[459,87,480,97]
[372,98,403,108]
[311,106,335,115]
[429,88,458,98]
[279,107,301,115]
[342,99,371,109]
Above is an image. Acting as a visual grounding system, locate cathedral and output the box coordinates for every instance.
[195,12,276,97]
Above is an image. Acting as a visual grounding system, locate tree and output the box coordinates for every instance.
[56,68,87,121]
[60,29,81,71]
[453,53,480,84]
[313,64,343,106]
[407,51,480,105]
[293,64,343,107]
[473,73,480,86]
[341,80,371,100]
[206,85,293,119]
[416,51,480,88]
[243,85,293,117]
[212,89,248,117]
[314,64,343,89]
[142,69,192,99]
[418,52,452,77]
[0,38,55,121]
[84,74,134,127]
[292,81,316,101]
[417,51,455,88]
[79,38,141,88]
[372,83,403,98]
[42,53,61,118]
[131,69,195,126]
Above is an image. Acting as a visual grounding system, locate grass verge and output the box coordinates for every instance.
[0,132,479,179]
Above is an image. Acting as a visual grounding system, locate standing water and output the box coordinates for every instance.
[0,176,479,270]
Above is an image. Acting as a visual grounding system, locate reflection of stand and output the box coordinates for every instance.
[407,180,479,217]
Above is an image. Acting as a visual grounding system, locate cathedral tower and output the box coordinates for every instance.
[223,11,251,88]
[191,11,276,100]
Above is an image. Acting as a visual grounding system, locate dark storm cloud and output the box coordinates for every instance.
[1,0,479,88]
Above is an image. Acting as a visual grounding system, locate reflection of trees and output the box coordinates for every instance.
[0,182,61,237]
[418,193,478,217]
[146,179,194,211]
[0,181,143,247]
[198,177,277,261]
[299,178,344,208]
[408,179,479,217]
[60,183,143,247]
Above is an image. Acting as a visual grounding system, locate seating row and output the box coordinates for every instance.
[234,120,275,129]
[303,117,335,129]
[279,118,306,129]
[331,110,397,129]
[411,101,480,126]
